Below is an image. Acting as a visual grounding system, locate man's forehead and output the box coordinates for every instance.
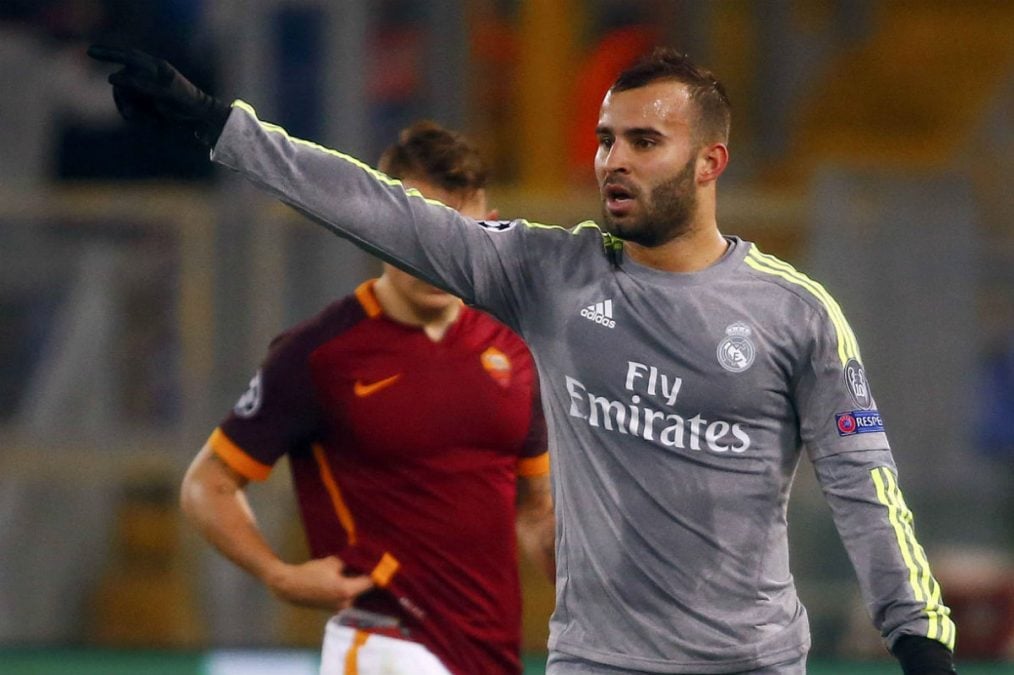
[598,80,694,130]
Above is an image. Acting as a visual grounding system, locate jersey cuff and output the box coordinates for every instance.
[209,427,273,481]
[517,452,550,477]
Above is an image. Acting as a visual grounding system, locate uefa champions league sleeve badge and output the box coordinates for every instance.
[834,359,882,436]
[843,358,872,409]
[717,322,756,373]
[233,370,263,417]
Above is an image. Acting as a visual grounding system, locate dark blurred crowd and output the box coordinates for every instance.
[0,0,217,184]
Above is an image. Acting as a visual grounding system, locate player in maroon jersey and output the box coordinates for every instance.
[180,122,555,675]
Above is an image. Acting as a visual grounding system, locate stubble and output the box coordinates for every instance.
[602,156,698,248]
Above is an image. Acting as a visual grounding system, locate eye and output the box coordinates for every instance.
[597,135,614,149]
[633,137,656,149]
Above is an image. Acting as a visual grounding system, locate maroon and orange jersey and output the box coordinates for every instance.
[210,279,548,675]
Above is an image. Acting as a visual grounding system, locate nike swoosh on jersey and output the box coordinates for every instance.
[353,374,402,397]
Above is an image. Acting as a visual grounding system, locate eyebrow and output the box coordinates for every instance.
[595,126,664,139]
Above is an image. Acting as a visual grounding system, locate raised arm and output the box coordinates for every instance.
[87,46,529,324]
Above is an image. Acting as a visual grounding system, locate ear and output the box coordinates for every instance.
[485,208,500,220]
[697,143,729,184]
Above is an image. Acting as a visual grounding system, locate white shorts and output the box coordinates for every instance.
[320,614,452,675]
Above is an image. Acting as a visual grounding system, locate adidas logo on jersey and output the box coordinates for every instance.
[580,299,616,328]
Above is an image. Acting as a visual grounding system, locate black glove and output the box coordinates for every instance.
[87,45,231,147]
[893,635,957,675]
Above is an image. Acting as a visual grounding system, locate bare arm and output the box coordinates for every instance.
[516,472,555,584]
[180,441,373,610]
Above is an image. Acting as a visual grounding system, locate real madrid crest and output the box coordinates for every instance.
[717,322,756,373]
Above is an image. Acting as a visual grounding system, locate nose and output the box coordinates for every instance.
[599,142,629,175]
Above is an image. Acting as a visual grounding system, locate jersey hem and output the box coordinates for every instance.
[548,637,810,674]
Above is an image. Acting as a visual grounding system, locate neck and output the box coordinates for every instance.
[372,276,462,340]
[625,217,728,273]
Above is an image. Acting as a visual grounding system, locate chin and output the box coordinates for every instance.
[601,212,624,236]
[426,295,457,307]
[411,292,458,310]
[602,215,637,242]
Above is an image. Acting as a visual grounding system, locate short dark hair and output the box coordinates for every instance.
[611,47,731,145]
[378,121,488,193]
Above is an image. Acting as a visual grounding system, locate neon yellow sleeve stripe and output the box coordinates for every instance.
[517,219,609,237]
[233,100,460,212]
[235,101,396,184]
[232,101,618,250]
[521,220,622,254]
[743,245,860,366]
[522,220,573,232]
[749,247,861,360]
[871,467,956,649]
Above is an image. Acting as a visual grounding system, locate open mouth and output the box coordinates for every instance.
[603,183,636,215]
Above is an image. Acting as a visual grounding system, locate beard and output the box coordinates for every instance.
[601,156,698,248]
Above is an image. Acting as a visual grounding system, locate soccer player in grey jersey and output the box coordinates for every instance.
[90,46,957,674]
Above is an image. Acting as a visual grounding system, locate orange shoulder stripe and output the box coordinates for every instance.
[517,452,550,477]
[209,428,272,481]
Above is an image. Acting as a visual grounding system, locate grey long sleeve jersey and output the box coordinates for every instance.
[213,102,954,673]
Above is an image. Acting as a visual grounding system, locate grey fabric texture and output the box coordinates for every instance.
[211,102,953,674]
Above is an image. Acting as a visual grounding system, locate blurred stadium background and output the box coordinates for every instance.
[0,0,1012,673]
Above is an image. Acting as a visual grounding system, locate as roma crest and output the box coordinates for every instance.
[480,346,512,388]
